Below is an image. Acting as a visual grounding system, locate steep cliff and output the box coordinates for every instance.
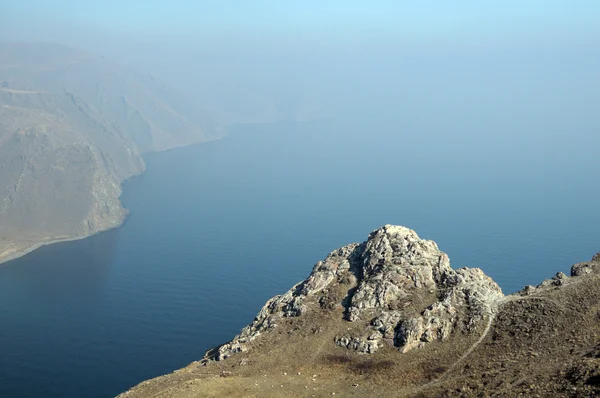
[118,225,600,397]
[0,88,144,261]
[0,42,221,263]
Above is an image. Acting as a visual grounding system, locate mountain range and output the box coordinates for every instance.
[0,42,221,263]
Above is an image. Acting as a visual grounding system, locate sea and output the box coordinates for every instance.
[1,120,598,397]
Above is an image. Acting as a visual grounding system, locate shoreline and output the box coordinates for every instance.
[0,133,225,268]
[0,234,96,267]
[0,211,132,267]
[0,120,304,268]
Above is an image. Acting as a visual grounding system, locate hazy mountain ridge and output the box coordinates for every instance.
[0,42,221,263]
[119,225,600,397]
[0,42,220,152]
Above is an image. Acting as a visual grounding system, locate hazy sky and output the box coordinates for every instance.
[2,1,599,131]
[5,1,598,27]
[3,1,600,50]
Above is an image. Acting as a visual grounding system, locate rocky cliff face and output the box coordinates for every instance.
[213,225,502,360]
[119,226,600,398]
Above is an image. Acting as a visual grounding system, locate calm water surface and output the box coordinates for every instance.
[0,120,598,397]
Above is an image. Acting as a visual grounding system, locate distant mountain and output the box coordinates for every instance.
[0,42,221,263]
[0,42,220,152]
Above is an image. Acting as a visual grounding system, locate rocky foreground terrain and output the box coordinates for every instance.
[119,225,600,397]
[0,42,220,263]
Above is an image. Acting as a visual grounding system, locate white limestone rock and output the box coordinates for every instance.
[209,225,504,360]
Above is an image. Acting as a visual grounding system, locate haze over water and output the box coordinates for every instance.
[1,1,600,397]
[0,120,599,397]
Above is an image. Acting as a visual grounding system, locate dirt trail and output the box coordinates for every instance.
[418,285,577,395]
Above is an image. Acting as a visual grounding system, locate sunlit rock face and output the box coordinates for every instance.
[212,225,503,359]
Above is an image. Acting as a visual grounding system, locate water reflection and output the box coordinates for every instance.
[0,228,119,302]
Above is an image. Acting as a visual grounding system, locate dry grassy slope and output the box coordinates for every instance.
[0,42,221,152]
[118,236,600,398]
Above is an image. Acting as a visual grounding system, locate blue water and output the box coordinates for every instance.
[0,120,598,397]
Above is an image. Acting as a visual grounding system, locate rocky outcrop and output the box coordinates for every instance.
[118,231,600,398]
[516,253,600,296]
[571,253,600,276]
[211,225,503,360]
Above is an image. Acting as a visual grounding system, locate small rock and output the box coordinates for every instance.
[571,262,593,277]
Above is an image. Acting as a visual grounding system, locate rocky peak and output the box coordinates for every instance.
[347,225,453,322]
[209,225,503,361]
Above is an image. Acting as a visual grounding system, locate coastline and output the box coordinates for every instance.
[0,133,228,268]
[0,234,99,267]
[0,122,298,268]
[0,171,136,268]
[0,210,133,267]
